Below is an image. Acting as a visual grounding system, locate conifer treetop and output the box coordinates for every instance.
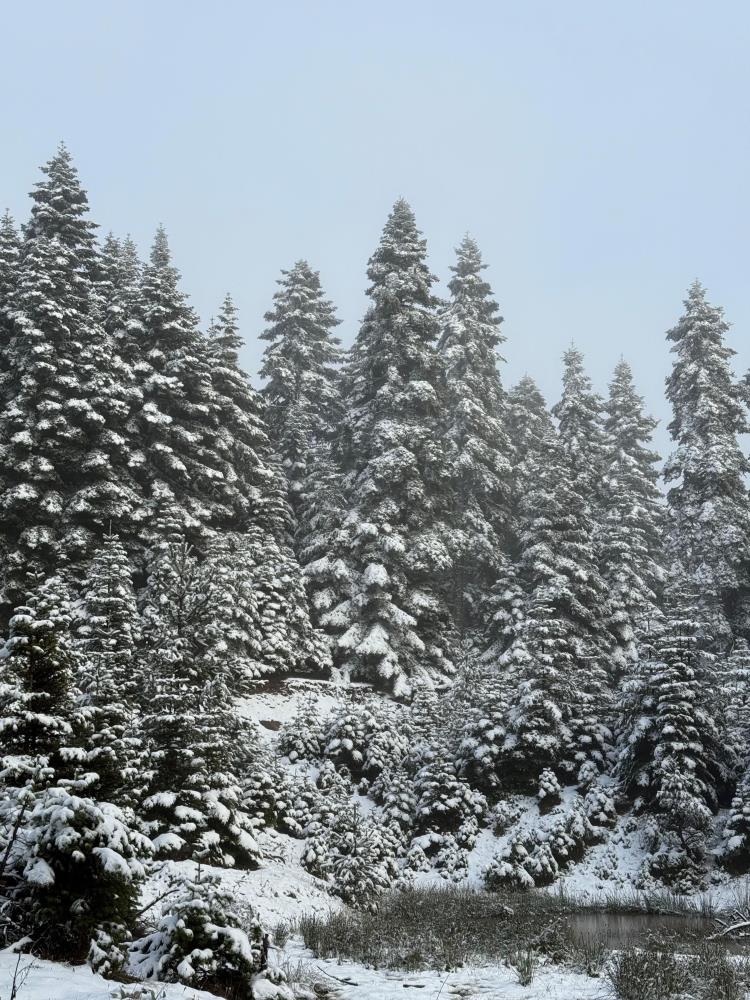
[25,143,98,259]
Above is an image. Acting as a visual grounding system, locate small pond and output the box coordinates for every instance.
[568,911,750,954]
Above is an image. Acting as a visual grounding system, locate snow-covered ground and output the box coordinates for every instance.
[5,682,750,1000]
[0,946,603,1000]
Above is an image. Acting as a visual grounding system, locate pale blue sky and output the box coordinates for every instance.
[1,1,749,457]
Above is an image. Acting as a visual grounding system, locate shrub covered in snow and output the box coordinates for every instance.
[537,768,562,812]
[131,869,291,998]
[413,754,486,847]
[302,802,400,908]
[323,695,408,783]
[6,787,149,972]
[485,799,601,890]
[278,693,328,763]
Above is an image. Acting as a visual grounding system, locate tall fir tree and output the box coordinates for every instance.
[98,233,143,367]
[0,210,20,386]
[260,260,342,524]
[437,236,511,631]
[616,593,730,828]
[205,292,293,548]
[552,347,607,503]
[0,147,141,610]
[0,575,77,768]
[500,425,613,786]
[297,442,351,643]
[600,360,664,669]
[482,376,553,658]
[137,543,259,867]
[76,532,141,804]
[664,281,750,645]
[329,200,454,695]
[129,227,279,555]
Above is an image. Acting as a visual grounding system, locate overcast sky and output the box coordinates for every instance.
[2,0,749,458]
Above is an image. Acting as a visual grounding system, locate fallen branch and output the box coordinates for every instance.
[709,919,750,940]
[316,965,360,986]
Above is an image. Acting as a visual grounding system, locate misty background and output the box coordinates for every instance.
[1,0,749,457]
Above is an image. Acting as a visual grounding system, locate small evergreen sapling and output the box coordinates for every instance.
[130,868,286,999]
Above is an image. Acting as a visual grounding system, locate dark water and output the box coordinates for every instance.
[568,911,750,954]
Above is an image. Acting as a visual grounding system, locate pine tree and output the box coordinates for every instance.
[206,293,291,548]
[551,347,607,502]
[76,532,141,803]
[616,594,730,829]
[500,425,613,786]
[664,281,750,644]
[0,147,141,609]
[297,443,351,639]
[724,638,750,762]
[260,260,342,523]
[331,200,454,695]
[98,234,143,367]
[505,376,554,535]
[232,527,328,677]
[129,228,264,551]
[600,360,664,669]
[302,802,399,909]
[457,666,509,796]
[131,869,264,997]
[10,788,148,971]
[137,544,259,866]
[437,236,511,630]
[0,210,20,392]
[481,376,553,658]
[0,574,148,971]
[722,767,750,872]
[208,291,243,365]
[278,693,327,763]
[0,576,77,765]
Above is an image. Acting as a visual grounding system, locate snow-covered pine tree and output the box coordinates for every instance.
[131,868,267,998]
[98,234,143,368]
[302,801,399,909]
[330,200,454,695]
[722,765,750,872]
[664,281,750,645]
[76,532,141,803]
[551,346,607,503]
[296,442,351,639]
[11,788,148,972]
[0,575,148,972]
[437,235,511,632]
[616,593,730,830]
[230,526,328,677]
[278,692,328,763]
[208,291,243,364]
[206,293,293,548]
[600,360,664,671]
[129,228,252,552]
[206,299,324,674]
[0,147,141,611]
[500,424,613,787]
[0,575,76,767]
[137,543,259,867]
[0,210,20,393]
[481,376,554,659]
[505,376,554,546]
[723,638,750,764]
[260,260,342,524]
[457,664,509,796]
[258,264,350,640]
